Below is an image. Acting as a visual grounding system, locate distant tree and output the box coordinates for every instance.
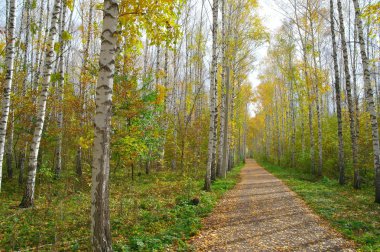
[329,0,345,185]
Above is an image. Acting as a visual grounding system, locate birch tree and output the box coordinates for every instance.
[217,0,226,178]
[55,0,68,177]
[307,2,323,176]
[205,0,219,191]
[337,0,358,187]
[0,0,16,192]
[76,0,94,177]
[91,0,118,250]
[19,0,62,208]
[330,0,345,185]
[352,0,380,203]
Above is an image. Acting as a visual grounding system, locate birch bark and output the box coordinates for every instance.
[338,0,359,187]
[352,0,380,202]
[19,0,61,208]
[330,0,345,185]
[91,0,118,250]
[205,0,219,191]
[55,0,68,177]
[217,0,226,178]
[0,0,16,192]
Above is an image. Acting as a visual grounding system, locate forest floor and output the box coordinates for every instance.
[190,159,356,251]
[0,163,244,251]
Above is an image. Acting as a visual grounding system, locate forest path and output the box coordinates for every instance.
[190,159,355,251]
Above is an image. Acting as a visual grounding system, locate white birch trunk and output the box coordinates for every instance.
[352,0,380,203]
[0,0,16,192]
[19,0,61,208]
[308,13,323,177]
[76,0,93,176]
[330,0,345,185]
[5,110,14,179]
[222,67,230,177]
[205,0,219,191]
[55,0,68,178]
[338,0,358,187]
[91,0,118,250]
[217,0,226,178]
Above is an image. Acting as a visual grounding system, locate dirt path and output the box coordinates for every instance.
[190,159,355,251]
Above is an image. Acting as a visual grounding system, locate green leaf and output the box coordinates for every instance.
[95,3,103,10]
[54,42,61,53]
[30,22,38,35]
[62,30,73,41]
[66,0,74,11]
[51,72,61,82]
[31,0,37,9]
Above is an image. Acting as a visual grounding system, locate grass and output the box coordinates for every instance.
[0,163,243,251]
[259,161,380,252]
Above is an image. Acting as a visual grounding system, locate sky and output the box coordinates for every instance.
[248,0,284,116]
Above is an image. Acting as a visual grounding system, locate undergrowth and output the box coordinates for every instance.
[0,163,243,251]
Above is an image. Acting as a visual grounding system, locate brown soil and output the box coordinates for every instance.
[190,159,356,251]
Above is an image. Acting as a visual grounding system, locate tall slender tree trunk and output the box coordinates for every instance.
[211,92,218,181]
[352,0,380,203]
[91,0,118,250]
[19,0,32,183]
[352,26,360,140]
[22,0,31,90]
[55,0,67,178]
[19,0,61,208]
[76,0,93,176]
[275,86,281,164]
[300,38,314,171]
[265,115,270,158]
[288,50,296,168]
[243,104,247,161]
[217,0,226,178]
[34,0,51,91]
[338,0,359,188]
[205,0,219,191]
[18,145,27,186]
[309,22,323,176]
[228,30,239,171]
[308,89,315,175]
[291,89,296,167]
[156,46,161,88]
[222,67,230,177]
[6,110,14,179]
[159,41,169,169]
[294,4,314,174]
[143,37,149,77]
[330,0,345,185]
[0,0,16,192]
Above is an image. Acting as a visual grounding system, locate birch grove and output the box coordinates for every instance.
[250,0,380,203]
[1,0,379,250]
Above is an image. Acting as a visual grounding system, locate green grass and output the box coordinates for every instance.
[259,161,380,252]
[0,163,243,251]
